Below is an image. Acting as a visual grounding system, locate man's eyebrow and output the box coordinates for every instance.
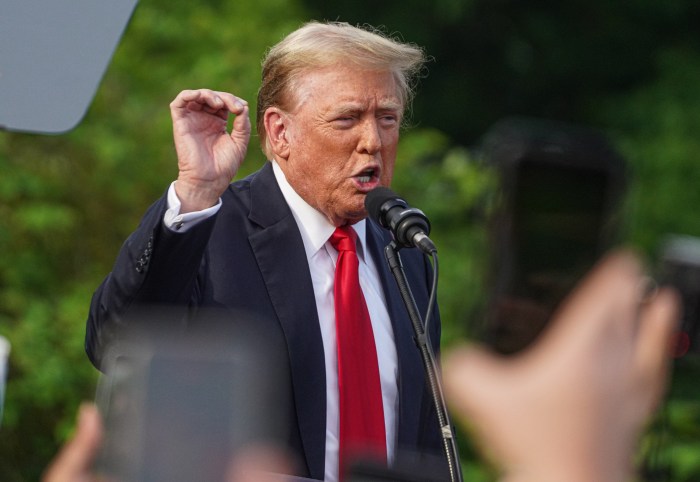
[377,103,403,114]
[330,101,403,115]
[378,99,403,110]
[331,104,364,115]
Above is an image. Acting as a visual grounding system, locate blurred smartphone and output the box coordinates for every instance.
[659,235,700,357]
[94,308,292,482]
[479,118,627,354]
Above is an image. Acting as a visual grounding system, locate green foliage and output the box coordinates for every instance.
[394,129,495,344]
[593,47,700,255]
[0,0,308,479]
[2,0,700,480]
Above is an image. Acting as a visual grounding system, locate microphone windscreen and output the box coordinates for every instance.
[365,187,399,222]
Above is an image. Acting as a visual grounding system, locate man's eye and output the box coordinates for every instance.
[332,117,355,126]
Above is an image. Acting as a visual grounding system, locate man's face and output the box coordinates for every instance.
[276,65,402,226]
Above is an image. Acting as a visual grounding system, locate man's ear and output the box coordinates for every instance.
[264,108,291,159]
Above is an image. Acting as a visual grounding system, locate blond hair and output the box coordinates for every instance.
[256,21,427,157]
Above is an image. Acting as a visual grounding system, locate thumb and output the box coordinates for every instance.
[443,344,509,419]
[231,105,251,144]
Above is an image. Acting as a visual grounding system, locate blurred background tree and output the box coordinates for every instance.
[1,0,699,480]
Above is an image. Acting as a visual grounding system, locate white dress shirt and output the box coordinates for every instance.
[164,163,399,481]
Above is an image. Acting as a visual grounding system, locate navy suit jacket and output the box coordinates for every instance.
[86,162,445,480]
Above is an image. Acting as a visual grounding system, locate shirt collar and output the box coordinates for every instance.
[271,160,368,261]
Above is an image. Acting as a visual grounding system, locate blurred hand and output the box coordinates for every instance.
[225,445,297,482]
[443,251,680,482]
[42,403,103,482]
[170,89,251,213]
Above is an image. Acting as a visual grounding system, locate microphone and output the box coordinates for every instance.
[365,187,437,254]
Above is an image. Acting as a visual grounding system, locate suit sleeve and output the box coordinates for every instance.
[85,194,217,370]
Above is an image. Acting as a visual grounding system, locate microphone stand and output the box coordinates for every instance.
[384,241,463,482]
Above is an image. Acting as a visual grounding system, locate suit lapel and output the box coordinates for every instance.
[246,163,327,480]
[365,221,427,449]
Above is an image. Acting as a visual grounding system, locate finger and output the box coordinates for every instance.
[634,288,680,397]
[231,105,251,140]
[213,91,249,115]
[171,89,212,108]
[193,90,226,113]
[172,89,230,113]
[443,345,507,418]
[42,403,103,482]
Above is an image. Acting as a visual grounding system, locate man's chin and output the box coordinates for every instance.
[338,207,369,226]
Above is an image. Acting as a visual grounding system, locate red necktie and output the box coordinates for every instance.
[330,226,387,476]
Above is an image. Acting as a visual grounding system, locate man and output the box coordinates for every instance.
[85,21,444,481]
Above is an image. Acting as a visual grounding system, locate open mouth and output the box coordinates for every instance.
[356,168,377,184]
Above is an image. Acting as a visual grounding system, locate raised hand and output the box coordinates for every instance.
[170,89,251,213]
[443,251,679,482]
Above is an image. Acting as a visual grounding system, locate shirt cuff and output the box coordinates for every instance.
[163,181,222,232]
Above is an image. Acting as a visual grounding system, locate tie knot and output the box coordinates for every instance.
[330,226,358,253]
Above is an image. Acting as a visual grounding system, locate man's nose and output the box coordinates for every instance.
[357,119,382,154]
